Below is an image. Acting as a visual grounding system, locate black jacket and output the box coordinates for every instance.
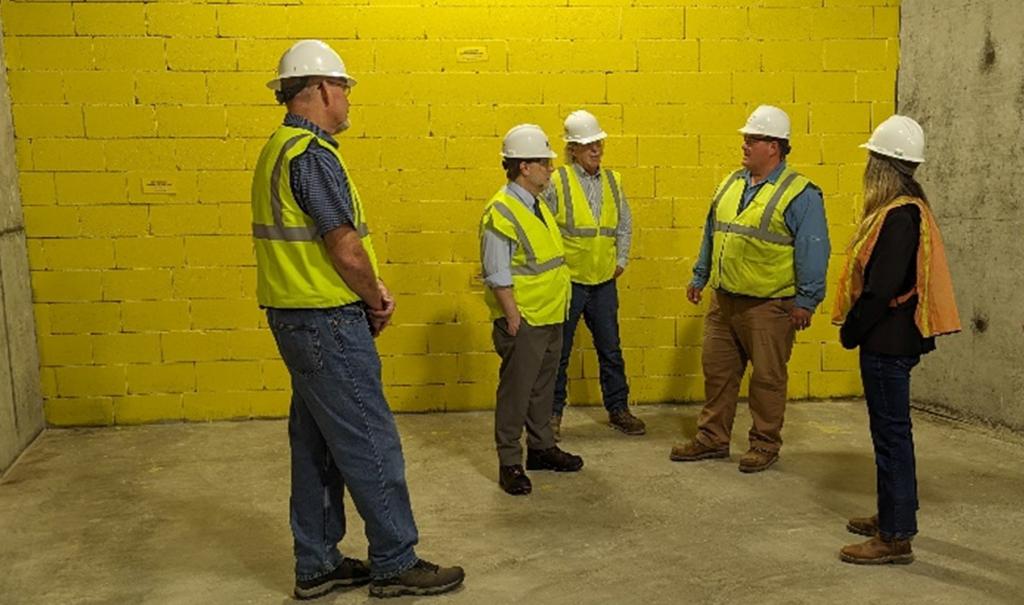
[840,204,936,356]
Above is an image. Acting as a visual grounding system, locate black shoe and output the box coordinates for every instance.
[499,464,532,495]
[369,559,465,599]
[526,446,584,472]
[294,557,371,600]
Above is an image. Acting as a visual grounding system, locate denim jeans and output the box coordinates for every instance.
[860,349,921,540]
[267,304,419,581]
[553,279,629,416]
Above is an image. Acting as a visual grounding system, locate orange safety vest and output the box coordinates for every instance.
[832,196,961,338]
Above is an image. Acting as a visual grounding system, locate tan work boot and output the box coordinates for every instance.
[840,536,914,565]
[669,439,729,462]
[551,414,562,442]
[608,409,646,435]
[738,447,779,473]
[847,514,879,537]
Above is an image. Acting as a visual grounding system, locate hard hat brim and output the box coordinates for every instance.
[563,131,608,145]
[860,142,925,163]
[500,150,559,159]
[738,126,789,139]
[266,73,358,91]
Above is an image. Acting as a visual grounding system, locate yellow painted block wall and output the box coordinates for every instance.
[1,0,898,426]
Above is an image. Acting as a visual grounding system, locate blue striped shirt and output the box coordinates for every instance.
[284,113,355,236]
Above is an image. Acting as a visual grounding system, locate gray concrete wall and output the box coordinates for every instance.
[0,22,45,473]
[899,1,1024,431]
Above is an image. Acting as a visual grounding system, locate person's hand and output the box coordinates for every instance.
[505,311,522,337]
[790,307,813,331]
[686,284,704,305]
[614,266,625,279]
[368,281,395,337]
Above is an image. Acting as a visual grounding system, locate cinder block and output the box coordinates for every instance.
[182,392,251,421]
[121,300,190,332]
[92,333,162,364]
[37,334,93,366]
[56,365,126,397]
[102,269,174,301]
[12,105,84,138]
[623,8,685,39]
[167,38,236,71]
[79,206,148,237]
[92,38,166,71]
[195,361,263,392]
[147,4,217,37]
[45,397,114,426]
[1,2,75,35]
[74,3,146,36]
[126,363,196,394]
[136,72,208,105]
[32,270,103,303]
[113,394,183,424]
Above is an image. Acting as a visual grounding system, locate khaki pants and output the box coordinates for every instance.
[492,319,561,467]
[696,290,796,453]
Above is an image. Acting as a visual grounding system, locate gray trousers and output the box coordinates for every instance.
[492,318,562,467]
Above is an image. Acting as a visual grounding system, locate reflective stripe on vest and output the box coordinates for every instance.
[555,166,621,238]
[552,166,620,284]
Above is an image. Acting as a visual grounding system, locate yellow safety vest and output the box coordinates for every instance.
[480,188,571,326]
[251,125,379,308]
[550,165,621,285]
[708,167,811,298]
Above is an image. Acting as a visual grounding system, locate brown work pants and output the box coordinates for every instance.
[696,290,796,453]
[492,318,561,467]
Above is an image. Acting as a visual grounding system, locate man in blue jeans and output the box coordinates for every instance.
[252,39,464,600]
[543,110,645,440]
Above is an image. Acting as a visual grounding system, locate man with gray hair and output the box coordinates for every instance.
[252,39,464,600]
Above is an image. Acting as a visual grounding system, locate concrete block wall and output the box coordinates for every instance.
[0,0,899,426]
[899,0,1024,431]
[0,14,44,472]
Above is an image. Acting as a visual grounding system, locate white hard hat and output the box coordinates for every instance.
[266,39,357,91]
[501,124,558,159]
[861,115,925,163]
[563,110,607,145]
[738,104,790,140]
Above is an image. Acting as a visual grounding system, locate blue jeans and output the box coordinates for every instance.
[860,350,921,540]
[553,279,629,416]
[267,304,419,581]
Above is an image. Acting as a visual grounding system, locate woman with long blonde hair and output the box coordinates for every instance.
[832,116,961,565]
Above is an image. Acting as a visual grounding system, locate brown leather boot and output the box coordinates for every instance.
[609,409,646,435]
[669,439,729,462]
[847,514,879,537]
[840,536,914,565]
[738,447,779,473]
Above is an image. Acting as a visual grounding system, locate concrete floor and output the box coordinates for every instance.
[1,402,1023,605]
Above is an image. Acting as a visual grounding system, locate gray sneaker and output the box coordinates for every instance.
[369,559,465,599]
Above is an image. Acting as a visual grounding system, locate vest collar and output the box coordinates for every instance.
[283,113,339,148]
[744,162,787,187]
[504,181,541,211]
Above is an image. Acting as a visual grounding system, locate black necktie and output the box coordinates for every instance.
[533,201,546,226]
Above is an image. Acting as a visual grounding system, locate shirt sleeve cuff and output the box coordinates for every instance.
[795,295,819,312]
[483,271,513,289]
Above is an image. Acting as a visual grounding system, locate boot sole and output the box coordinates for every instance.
[525,461,583,472]
[609,422,646,436]
[738,455,779,473]
[369,576,465,599]
[840,552,914,565]
[846,523,878,537]
[670,449,730,462]
[294,577,371,600]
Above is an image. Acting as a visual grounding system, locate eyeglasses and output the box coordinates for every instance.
[321,79,352,94]
[524,158,552,168]
[743,135,773,145]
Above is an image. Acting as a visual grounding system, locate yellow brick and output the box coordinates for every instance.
[39,368,58,398]
[229,330,278,360]
[195,361,263,392]
[149,206,220,236]
[173,268,244,299]
[353,106,429,138]
[809,370,862,398]
[197,171,251,203]
[286,7,359,39]
[36,239,114,270]
[121,300,190,332]
[174,140,248,171]
[508,40,571,72]
[250,390,289,418]
[114,238,185,269]
[424,324,492,354]
[821,134,870,164]
[375,324,431,355]
[127,363,195,394]
[74,4,145,36]
[37,334,93,366]
[825,39,890,71]
[749,8,814,39]
[19,172,56,206]
[45,397,114,426]
[3,3,74,35]
[374,41,442,73]
[92,333,162,364]
[92,38,166,71]
[184,236,254,267]
[444,137,495,170]
[788,342,822,373]
[356,6,426,39]
[56,365,126,397]
[637,136,700,167]
[146,4,217,37]
[822,342,859,371]
[686,8,749,39]
[622,8,685,39]
[48,302,120,334]
[135,72,208,105]
[12,105,84,138]
[63,71,134,104]
[217,5,288,37]
[794,72,857,103]
[206,73,271,105]
[190,300,262,331]
[855,71,896,102]
[7,72,63,104]
[874,6,899,37]
[218,203,253,236]
[102,140,173,172]
[155,106,227,138]
[542,74,605,104]
[80,105,154,139]
[569,41,636,72]
[22,207,80,237]
[53,173,127,205]
[642,347,700,376]
[182,392,250,421]
[700,41,761,72]
[79,206,148,237]
[113,394,182,424]
[812,8,873,38]
[32,270,103,302]
[226,106,281,138]
[167,38,236,71]
[809,103,871,134]
[760,41,824,71]
[732,72,793,104]
[386,232,455,264]
[636,40,699,72]
[236,39,284,72]
[384,355,459,386]
[430,105,496,138]
[6,37,93,71]
[102,269,173,301]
